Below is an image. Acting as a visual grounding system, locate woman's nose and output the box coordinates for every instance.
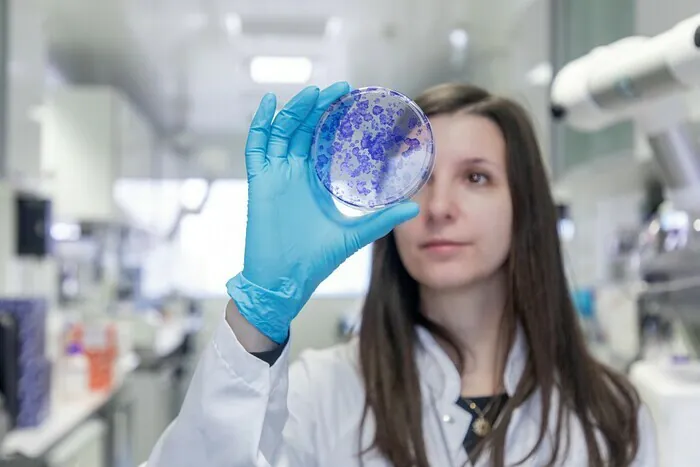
[423,184,456,222]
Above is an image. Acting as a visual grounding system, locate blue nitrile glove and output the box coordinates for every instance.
[226,83,420,344]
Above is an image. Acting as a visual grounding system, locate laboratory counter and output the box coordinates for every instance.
[1,317,196,467]
[0,353,139,464]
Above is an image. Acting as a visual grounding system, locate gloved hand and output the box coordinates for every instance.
[226,83,420,344]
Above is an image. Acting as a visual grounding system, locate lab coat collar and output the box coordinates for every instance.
[415,324,528,402]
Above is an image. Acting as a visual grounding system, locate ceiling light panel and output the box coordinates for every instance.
[240,16,330,37]
[250,56,314,84]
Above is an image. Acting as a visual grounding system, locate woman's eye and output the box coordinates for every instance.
[467,172,488,184]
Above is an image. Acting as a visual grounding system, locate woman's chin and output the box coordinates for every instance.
[414,267,483,291]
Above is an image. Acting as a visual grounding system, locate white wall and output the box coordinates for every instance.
[636,0,698,34]
[42,87,117,221]
[291,297,360,359]
[502,0,552,167]
[0,0,58,300]
[4,0,46,180]
[466,0,552,168]
[197,296,359,361]
[42,86,155,222]
[0,183,15,295]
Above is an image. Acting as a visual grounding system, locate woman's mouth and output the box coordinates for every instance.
[420,240,469,254]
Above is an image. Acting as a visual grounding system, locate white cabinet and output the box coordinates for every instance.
[44,419,106,467]
[129,364,177,465]
[117,95,156,180]
[41,86,155,222]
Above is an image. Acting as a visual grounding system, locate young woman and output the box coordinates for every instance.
[144,82,656,466]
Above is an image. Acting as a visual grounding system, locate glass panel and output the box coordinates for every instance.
[0,0,8,178]
[550,0,636,178]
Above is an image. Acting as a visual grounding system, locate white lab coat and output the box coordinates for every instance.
[144,312,658,466]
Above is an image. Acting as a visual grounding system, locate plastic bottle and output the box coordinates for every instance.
[60,342,89,401]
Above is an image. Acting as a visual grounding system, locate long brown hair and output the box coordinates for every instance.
[358,83,640,466]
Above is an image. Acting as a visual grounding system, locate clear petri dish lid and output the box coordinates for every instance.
[311,86,435,212]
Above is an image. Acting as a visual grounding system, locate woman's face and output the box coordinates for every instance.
[394,113,513,291]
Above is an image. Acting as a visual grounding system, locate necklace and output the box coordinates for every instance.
[463,396,501,437]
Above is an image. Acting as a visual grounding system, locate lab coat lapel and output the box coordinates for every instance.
[415,324,531,464]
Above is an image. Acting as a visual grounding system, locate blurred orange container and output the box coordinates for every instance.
[82,322,118,392]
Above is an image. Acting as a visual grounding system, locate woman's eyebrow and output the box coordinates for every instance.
[458,156,495,167]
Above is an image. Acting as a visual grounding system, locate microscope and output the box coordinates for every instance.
[551,14,700,466]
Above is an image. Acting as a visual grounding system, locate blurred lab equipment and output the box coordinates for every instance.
[56,341,89,402]
[636,205,700,358]
[53,221,132,308]
[572,288,606,344]
[337,297,364,340]
[15,194,52,259]
[552,13,700,467]
[0,299,51,430]
[59,320,118,394]
[556,203,576,243]
[551,13,700,212]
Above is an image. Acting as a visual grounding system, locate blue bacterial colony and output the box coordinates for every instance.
[311,87,435,211]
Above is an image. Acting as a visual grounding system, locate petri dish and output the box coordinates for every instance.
[311,86,435,212]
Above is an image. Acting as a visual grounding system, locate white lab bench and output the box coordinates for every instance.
[1,354,139,467]
[631,360,700,467]
[1,317,195,467]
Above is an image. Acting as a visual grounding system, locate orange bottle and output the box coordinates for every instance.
[83,323,117,392]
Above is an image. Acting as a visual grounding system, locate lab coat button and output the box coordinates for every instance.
[442,414,454,424]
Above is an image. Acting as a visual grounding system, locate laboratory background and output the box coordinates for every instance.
[0,0,699,466]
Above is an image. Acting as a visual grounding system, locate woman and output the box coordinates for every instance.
[145,82,656,466]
